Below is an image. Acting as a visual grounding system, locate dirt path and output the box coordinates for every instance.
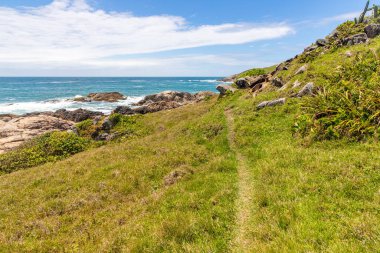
[225,109,253,252]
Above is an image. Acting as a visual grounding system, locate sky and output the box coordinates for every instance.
[0,0,366,76]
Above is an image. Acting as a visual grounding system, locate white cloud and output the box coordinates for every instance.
[319,12,360,25]
[0,0,293,71]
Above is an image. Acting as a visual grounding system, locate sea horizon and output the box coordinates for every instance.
[0,77,226,115]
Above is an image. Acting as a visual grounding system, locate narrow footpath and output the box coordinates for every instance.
[225,109,254,252]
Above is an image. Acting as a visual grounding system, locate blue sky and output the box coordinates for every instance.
[0,0,366,76]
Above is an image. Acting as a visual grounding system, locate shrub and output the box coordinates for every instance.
[294,52,380,141]
[0,131,91,174]
[76,119,97,138]
[237,68,266,78]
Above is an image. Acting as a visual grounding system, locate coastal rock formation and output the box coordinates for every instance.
[136,91,194,105]
[0,115,74,154]
[51,109,103,122]
[216,85,237,95]
[74,92,126,102]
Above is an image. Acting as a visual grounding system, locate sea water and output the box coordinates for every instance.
[0,77,225,115]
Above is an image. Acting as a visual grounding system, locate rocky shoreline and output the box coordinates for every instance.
[0,91,215,154]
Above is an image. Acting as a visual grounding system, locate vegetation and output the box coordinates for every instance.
[277,29,380,141]
[0,132,90,174]
[237,65,275,79]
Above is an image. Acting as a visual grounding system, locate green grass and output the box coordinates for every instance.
[0,92,379,252]
[230,94,380,252]
[0,98,237,252]
[237,65,276,78]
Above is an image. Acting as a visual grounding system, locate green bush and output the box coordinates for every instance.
[237,68,266,78]
[0,131,91,174]
[76,119,97,138]
[294,52,380,141]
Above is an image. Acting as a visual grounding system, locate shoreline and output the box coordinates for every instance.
[0,90,217,154]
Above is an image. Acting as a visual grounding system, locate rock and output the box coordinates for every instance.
[216,85,237,95]
[52,109,103,122]
[101,117,114,132]
[113,106,136,115]
[345,51,353,57]
[271,78,284,88]
[251,82,264,93]
[138,101,182,114]
[295,65,307,75]
[316,39,328,47]
[87,92,125,102]
[137,91,194,105]
[257,98,286,110]
[297,83,314,97]
[342,33,368,46]
[304,44,318,52]
[292,80,302,89]
[73,96,91,102]
[96,133,113,141]
[327,29,338,40]
[236,78,250,89]
[249,75,267,87]
[364,24,380,39]
[194,91,215,101]
[0,115,74,154]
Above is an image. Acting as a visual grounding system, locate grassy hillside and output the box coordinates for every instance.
[1,21,380,252]
[0,91,379,252]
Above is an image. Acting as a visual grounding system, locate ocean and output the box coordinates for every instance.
[0,77,225,115]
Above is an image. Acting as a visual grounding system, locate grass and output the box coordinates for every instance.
[237,65,276,79]
[0,98,237,252]
[0,92,379,252]
[230,94,380,252]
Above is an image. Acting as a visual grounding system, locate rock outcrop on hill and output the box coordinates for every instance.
[0,115,74,154]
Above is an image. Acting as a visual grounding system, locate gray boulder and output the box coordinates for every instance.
[52,109,103,122]
[249,75,267,87]
[316,39,328,47]
[113,106,135,115]
[304,44,318,52]
[257,98,286,110]
[216,85,237,95]
[236,78,250,89]
[342,33,368,46]
[271,78,284,88]
[297,83,314,97]
[87,92,125,102]
[364,24,380,38]
[295,65,307,75]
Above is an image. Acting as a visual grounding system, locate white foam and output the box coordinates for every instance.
[0,96,144,115]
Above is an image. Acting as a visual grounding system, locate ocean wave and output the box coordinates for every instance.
[0,96,144,115]
[36,81,80,84]
[186,79,218,83]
